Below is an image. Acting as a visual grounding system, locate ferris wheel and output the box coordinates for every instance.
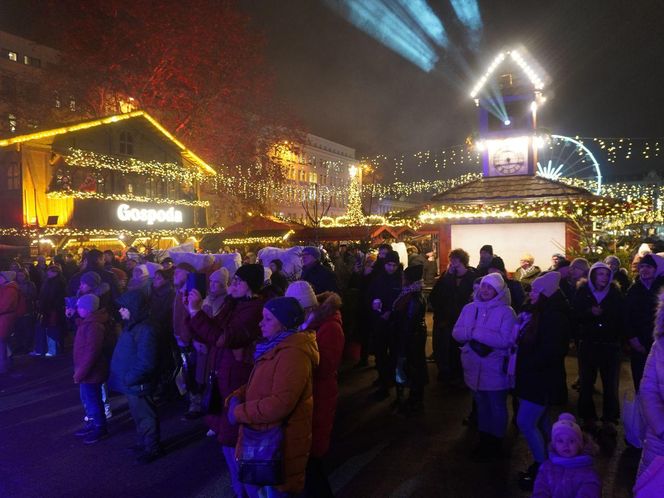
[535,134,603,195]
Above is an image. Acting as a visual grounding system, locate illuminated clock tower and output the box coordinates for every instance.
[471,50,547,177]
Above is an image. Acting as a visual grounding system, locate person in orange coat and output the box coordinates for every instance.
[228,297,320,497]
[286,281,344,497]
[0,271,21,374]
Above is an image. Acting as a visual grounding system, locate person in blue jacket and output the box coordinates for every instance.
[108,289,162,464]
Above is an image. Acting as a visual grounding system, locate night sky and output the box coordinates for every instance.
[243,0,664,159]
[2,0,663,176]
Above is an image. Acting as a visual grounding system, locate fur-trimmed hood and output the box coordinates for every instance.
[309,291,342,327]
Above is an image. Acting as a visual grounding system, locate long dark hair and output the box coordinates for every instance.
[518,293,550,346]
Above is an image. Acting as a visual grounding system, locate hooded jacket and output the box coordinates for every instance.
[572,262,626,343]
[305,292,344,458]
[515,290,571,405]
[232,331,320,494]
[73,308,110,384]
[452,283,516,391]
[532,451,601,498]
[638,294,664,477]
[109,290,160,396]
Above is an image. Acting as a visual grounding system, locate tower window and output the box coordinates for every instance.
[119,131,134,155]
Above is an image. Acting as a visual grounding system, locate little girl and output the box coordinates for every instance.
[532,413,601,498]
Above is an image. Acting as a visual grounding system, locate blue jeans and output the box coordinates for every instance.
[516,398,551,463]
[473,389,508,438]
[80,383,106,429]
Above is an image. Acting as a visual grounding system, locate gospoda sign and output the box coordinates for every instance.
[116,203,184,226]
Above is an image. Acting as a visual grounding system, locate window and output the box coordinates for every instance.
[119,131,134,155]
[8,113,17,133]
[23,55,41,67]
[54,92,60,108]
[7,50,18,62]
[69,97,76,111]
[1,75,16,99]
[6,162,20,190]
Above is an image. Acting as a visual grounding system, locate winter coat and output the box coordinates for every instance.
[639,337,664,477]
[532,454,601,498]
[73,309,110,384]
[626,276,664,351]
[232,331,320,494]
[149,283,175,337]
[515,291,571,405]
[109,290,160,396]
[514,265,542,288]
[188,296,264,446]
[368,269,402,315]
[270,271,289,295]
[16,280,37,315]
[572,281,626,344]
[308,292,344,458]
[173,287,190,347]
[613,268,631,295]
[392,290,428,389]
[429,268,477,328]
[37,275,66,328]
[506,278,526,313]
[301,262,339,294]
[0,282,20,339]
[452,286,516,391]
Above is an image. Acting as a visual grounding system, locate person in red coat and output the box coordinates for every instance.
[72,294,111,444]
[184,263,265,498]
[0,271,20,374]
[286,281,344,498]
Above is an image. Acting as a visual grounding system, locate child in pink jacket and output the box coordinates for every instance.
[532,413,601,498]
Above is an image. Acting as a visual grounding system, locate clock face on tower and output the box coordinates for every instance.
[492,146,527,175]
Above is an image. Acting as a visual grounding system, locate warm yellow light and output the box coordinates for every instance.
[349,165,358,178]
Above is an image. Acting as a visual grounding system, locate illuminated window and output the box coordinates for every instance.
[119,131,134,155]
[69,97,76,111]
[6,162,20,190]
[23,55,41,67]
[7,50,17,62]
[54,92,61,108]
[8,113,17,132]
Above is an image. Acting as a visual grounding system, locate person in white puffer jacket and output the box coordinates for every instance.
[638,289,664,478]
[453,272,517,460]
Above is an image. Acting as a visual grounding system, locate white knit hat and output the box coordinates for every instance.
[531,271,561,297]
[480,272,505,294]
[209,268,229,286]
[552,412,583,445]
[285,280,317,309]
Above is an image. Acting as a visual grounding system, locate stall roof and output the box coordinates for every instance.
[296,225,415,242]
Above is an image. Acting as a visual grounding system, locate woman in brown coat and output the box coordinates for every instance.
[229,296,320,497]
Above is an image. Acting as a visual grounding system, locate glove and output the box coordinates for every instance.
[227,396,240,425]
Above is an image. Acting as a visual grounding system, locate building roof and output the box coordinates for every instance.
[0,111,216,175]
[430,175,597,204]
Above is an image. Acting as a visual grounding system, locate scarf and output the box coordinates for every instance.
[393,280,423,311]
[254,329,297,360]
[549,452,594,469]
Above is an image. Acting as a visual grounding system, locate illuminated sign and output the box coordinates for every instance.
[116,203,183,225]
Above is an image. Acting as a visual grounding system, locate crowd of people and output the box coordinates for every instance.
[1,240,664,497]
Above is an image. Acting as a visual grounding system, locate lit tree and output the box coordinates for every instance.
[344,165,365,225]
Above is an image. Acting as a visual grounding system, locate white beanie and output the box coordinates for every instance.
[480,272,505,294]
[209,268,229,286]
[531,271,561,297]
[285,280,318,309]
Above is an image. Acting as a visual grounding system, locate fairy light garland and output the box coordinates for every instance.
[64,148,209,184]
[0,227,224,238]
[46,190,210,207]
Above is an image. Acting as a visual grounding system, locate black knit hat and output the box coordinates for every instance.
[488,256,506,273]
[404,264,423,283]
[235,263,265,293]
[640,254,658,269]
[384,250,400,264]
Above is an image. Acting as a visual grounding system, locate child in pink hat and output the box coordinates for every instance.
[532,413,601,497]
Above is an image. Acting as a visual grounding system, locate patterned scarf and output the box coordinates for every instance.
[253,329,297,360]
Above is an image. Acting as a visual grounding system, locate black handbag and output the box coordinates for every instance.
[237,425,285,485]
[201,370,222,414]
[469,339,493,357]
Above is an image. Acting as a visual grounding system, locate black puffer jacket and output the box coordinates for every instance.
[625,276,664,350]
[572,281,626,343]
[428,268,477,327]
[515,290,571,405]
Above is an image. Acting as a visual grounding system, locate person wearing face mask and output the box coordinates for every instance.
[109,289,162,464]
[453,272,517,460]
[183,264,264,498]
[227,296,319,498]
[625,253,664,391]
[572,262,627,436]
